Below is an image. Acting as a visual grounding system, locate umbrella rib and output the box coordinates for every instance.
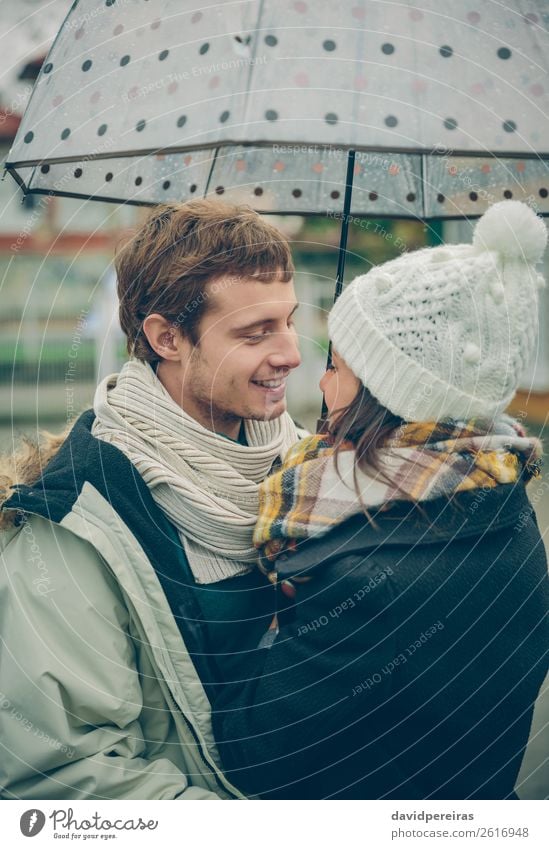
[6,142,549,171]
[203,146,219,198]
[242,0,266,123]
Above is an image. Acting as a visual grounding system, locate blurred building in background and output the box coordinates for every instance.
[0,0,136,436]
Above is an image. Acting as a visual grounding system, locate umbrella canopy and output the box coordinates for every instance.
[5,0,549,218]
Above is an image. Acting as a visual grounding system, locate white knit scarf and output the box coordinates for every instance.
[92,359,300,583]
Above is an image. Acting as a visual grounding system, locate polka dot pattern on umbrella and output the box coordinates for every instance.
[7,0,548,216]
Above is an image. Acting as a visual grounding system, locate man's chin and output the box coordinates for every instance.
[246,398,287,422]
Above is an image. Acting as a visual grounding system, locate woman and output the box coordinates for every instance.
[212,201,549,800]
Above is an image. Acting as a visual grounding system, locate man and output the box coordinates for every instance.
[0,199,302,800]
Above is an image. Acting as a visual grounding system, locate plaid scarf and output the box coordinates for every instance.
[254,416,542,564]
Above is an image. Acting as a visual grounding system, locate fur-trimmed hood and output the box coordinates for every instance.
[0,427,69,528]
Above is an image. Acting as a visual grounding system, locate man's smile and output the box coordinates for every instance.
[250,376,288,401]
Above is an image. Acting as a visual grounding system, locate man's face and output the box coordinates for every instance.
[158,275,301,437]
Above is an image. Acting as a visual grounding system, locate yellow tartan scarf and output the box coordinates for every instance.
[254,417,542,564]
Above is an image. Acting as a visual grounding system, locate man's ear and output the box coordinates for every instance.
[142,314,185,362]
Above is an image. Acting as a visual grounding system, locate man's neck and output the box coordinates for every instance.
[216,421,248,446]
[201,414,239,441]
[156,361,242,440]
[175,399,243,442]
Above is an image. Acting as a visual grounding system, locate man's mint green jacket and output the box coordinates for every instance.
[0,412,244,800]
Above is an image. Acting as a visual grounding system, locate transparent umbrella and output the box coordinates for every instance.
[5,0,549,220]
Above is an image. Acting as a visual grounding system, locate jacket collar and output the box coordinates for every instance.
[275,482,532,578]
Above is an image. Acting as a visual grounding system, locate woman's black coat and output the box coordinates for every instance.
[212,483,549,799]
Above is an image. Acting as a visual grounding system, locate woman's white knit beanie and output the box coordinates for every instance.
[329,201,548,422]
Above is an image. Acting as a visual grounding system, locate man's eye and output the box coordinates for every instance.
[245,332,268,343]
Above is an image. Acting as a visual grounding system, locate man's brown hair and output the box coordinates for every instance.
[116,199,295,362]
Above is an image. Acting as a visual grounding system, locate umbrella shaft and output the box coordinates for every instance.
[334,149,356,302]
[319,149,356,430]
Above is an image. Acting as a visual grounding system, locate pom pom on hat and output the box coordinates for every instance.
[473,200,547,263]
[463,342,481,364]
[375,273,393,294]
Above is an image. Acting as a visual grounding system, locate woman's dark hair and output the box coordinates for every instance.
[327,383,465,526]
[327,383,410,517]
[329,383,404,476]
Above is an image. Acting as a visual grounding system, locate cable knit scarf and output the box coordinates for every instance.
[254,417,542,564]
[92,359,300,583]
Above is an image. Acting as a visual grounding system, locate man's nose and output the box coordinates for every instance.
[269,328,301,370]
